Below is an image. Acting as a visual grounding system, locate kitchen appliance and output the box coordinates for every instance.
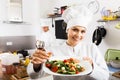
[105,49,120,65]
[110,58,120,68]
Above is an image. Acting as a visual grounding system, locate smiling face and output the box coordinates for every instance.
[66,26,86,47]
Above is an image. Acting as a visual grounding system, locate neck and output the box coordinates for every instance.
[66,40,77,47]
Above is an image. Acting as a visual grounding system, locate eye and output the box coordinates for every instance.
[72,28,79,32]
[81,30,86,33]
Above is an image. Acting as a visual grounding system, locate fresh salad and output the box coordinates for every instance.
[45,58,85,75]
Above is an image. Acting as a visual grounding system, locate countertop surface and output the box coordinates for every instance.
[108,65,120,73]
[29,75,53,80]
[108,65,120,80]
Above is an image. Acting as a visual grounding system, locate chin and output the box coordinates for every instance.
[73,40,80,45]
[73,38,81,42]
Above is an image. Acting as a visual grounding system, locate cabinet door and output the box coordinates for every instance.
[8,0,23,22]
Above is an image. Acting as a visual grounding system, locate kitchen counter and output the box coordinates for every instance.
[108,65,120,73]
[2,73,53,80]
[3,64,120,80]
[108,65,120,80]
[29,75,53,80]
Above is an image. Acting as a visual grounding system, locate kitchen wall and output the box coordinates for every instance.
[0,0,120,56]
[95,0,120,55]
[0,0,40,36]
[39,0,120,56]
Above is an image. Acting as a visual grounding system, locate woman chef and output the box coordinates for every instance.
[27,5,110,80]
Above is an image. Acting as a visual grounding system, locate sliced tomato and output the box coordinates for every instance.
[45,63,51,68]
[70,66,76,71]
[63,59,67,63]
[70,58,74,61]
[76,71,80,74]
[51,66,58,72]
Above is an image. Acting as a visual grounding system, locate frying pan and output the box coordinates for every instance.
[92,28,102,45]
[100,26,107,38]
[92,26,107,45]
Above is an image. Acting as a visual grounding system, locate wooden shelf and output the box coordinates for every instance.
[47,14,61,18]
[2,21,31,25]
[97,18,120,22]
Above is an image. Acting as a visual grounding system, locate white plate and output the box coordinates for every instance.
[43,56,92,76]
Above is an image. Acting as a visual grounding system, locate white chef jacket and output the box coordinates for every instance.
[27,42,110,80]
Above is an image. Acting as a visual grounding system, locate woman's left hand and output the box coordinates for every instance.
[83,57,93,65]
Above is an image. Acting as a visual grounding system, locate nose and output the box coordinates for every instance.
[76,32,83,38]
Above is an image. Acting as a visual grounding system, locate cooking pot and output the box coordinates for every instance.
[110,59,120,68]
[110,57,120,68]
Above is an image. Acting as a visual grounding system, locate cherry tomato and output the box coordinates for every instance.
[76,71,80,74]
[63,59,67,63]
[45,63,51,68]
[51,66,58,72]
[70,58,74,61]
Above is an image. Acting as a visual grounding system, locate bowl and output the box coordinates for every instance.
[110,60,120,68]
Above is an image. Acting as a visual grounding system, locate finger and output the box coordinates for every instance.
[38,54,49,59]
[83,57,93,64]
[35,50,49,57]
[40,50,49,57]
[31,57,44,64]
[73,58,80,63]
[83,57,90,60]
[32,53,39,57]
[47,52,52,57]
[33,50,49,59]
[31,59,42,64]
[31,60,40,64]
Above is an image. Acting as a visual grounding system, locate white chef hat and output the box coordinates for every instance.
[62,5,93,29]
[40,22,49,28]
[40,19,50,27]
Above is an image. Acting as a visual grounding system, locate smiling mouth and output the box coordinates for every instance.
[72,37,80,41]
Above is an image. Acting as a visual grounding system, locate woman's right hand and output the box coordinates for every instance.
[31,49,52,65]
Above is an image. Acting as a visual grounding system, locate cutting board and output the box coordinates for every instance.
[112,71,120,78]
